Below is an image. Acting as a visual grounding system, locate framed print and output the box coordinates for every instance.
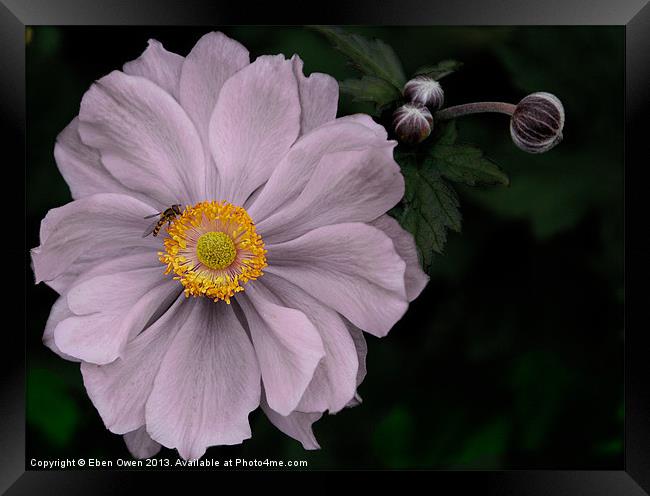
[2,0,649,493]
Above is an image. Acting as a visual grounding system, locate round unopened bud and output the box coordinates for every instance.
[510,92,565,153]
[403,76,445,110]
[393,103,433,145]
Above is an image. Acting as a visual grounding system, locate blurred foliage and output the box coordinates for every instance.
[26,26,623,469]
[27,368,80,447]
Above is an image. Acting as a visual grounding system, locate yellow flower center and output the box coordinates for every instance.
[196,232,237,270]
[159,201,267,303]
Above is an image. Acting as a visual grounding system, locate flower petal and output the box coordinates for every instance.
[41,244,158,296]
[336,113,388,139]
[123,426,162,459]
[238,284,325,416]
[261,273,358,413]
[370,214,429,301]
[54,118,151,203]
[78,71,206,204]
[179,32,250,198]
[81,295,190,435]
[66,261,163,316]
[31,194,159,285]
[266,223,408,337]
[57,277,178,365]
[258,145,404,244]
[209,55,300,204]
[291,55,338,135]
[123,39,184,100]
[145,299,261,460]
[261,394,321,450]
[247,118,389,223]
[345,322,368,408]
[43,296,80,362]
[348,323,368,387]
[180,32,249,145]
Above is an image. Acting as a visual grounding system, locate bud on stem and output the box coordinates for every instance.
[509,93,565,153]
[434,93,565,154]
[393,103,433,145]
[403,76,445,110]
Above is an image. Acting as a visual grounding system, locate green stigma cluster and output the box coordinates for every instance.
[196,231,237,270]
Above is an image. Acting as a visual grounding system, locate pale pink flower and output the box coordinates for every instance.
[31,32,428,460]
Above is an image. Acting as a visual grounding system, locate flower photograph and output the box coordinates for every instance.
[26,26,623,468]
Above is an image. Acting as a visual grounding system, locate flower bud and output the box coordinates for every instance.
[403,76,445,110]
[510,92,565,153]
[393,103,433,145]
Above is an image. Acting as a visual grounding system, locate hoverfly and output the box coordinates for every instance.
[142,204,183,238]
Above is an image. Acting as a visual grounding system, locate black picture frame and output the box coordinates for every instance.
[2,0,649,493]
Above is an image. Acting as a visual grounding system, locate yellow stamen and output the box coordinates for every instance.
[158,201,267,303]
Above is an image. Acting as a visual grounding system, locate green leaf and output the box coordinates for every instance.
[429,143,510,187]
[394,121,505,269]
[312,26,406,90]
[414,60,463,80]
[435,120,458,145]
[398,158,462,268]
[339,76,401,113]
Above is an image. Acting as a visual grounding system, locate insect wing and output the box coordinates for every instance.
[142,219,159,238]
[143,212,161,219]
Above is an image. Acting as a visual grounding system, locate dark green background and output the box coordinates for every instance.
[26,26,623,469]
